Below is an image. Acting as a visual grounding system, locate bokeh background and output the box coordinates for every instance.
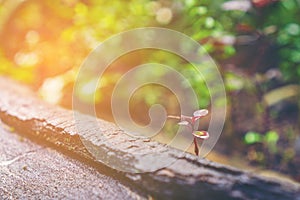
[0,0,299,182]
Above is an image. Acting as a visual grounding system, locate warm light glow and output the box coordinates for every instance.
[156,7,173,25]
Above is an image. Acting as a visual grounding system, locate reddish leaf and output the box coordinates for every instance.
[192,131,209,139]
[252,0,278,8]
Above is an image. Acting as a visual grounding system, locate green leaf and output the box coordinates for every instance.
[265,131,279,144]
[244,131,262,144]
[285,23,300,36]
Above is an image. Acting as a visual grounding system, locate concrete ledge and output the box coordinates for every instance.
[0,76,299,199]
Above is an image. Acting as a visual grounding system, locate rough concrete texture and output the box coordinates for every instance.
[0,76,300,200]
[0,122,144,200]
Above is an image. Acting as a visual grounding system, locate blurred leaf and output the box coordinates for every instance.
[264,130,279,153]
[265,130,279,144]
[225,72,244,91]
[285,23,300,36]
[263,85,300,106]
[245,131,263,144]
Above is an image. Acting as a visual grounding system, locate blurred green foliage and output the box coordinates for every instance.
[275,1,300,83]
[182,0,238,57]
[234,0,300,84]
[0,0,152,86]
[244,130,279,152]
[0,0,299,106]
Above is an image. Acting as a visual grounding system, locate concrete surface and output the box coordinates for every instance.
[0,121,144,200]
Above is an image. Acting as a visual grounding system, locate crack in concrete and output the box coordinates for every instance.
[0,148,42,167]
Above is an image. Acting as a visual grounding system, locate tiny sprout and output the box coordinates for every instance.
[167,109,209,156]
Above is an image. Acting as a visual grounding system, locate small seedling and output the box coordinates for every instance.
[168,109,209,156]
